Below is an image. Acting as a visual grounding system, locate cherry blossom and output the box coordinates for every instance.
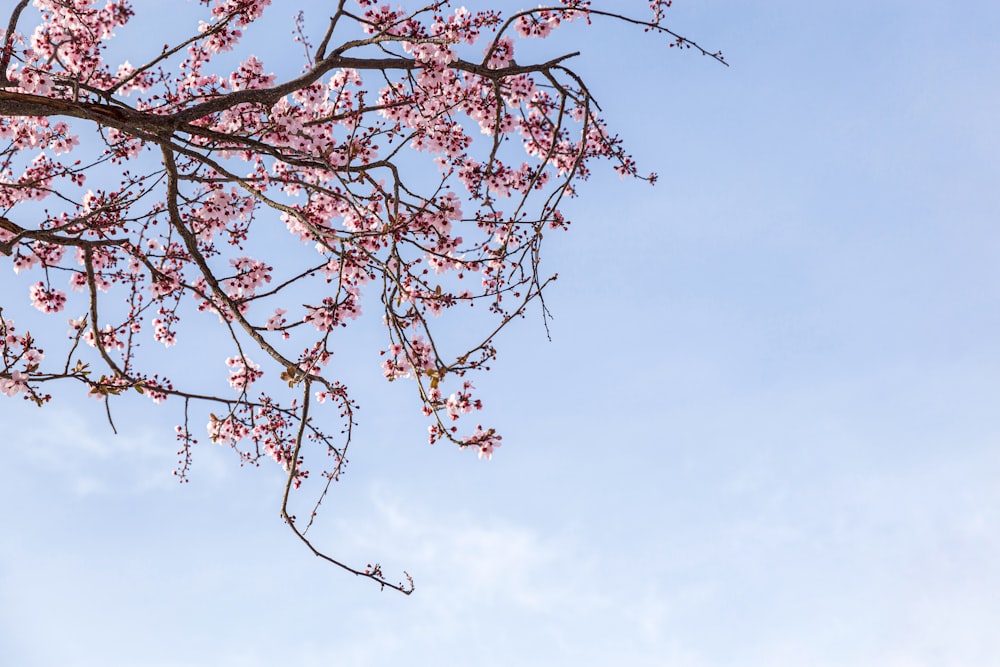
[0,0,722,592]
[225,355,263,392]
[0,369,29,396]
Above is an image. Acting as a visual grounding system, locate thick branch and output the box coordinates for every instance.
[171,53,579,123]
[0,90,180,133]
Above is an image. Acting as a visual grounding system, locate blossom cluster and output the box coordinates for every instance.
[0,317,43,398]
[0,0,688,509]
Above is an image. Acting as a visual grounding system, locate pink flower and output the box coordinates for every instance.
[152,318,177,347]
[29,283,67,313]
[265,308,287,330]
[0,371,29,397]
[67,316,87,336]
[225,356,263,392]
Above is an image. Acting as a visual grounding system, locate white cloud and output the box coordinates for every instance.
[0,399,234,496]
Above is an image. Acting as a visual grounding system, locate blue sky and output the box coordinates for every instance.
[2,1,999,665]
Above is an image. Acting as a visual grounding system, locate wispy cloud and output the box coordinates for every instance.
[1,400,233,496]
